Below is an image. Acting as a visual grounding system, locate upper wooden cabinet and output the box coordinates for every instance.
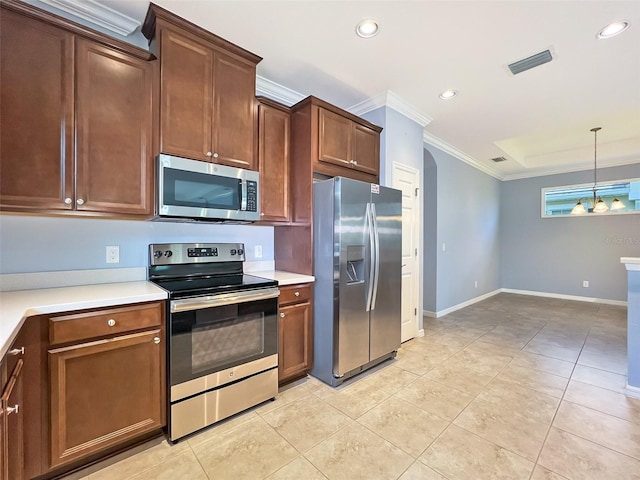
[292,96,382,182]
[257,97,290,224]
[143,4,261,171]
[0,1,155,218]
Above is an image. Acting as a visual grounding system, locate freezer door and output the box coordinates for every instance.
[369,185,402,360]
[334,177,372,376]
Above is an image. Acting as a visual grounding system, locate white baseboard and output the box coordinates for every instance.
[422,289,502,318]
[501,288,627,307]
[625,384,640,399]
[417,329,425,337]
[422,288,627,318]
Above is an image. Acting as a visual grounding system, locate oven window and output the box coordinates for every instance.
[192,312,264,374]
[164,167,241,210]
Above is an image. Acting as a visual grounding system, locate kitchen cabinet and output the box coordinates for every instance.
[275,96,381,275]
[0,2,155,218]
[318,108,380,177]
[257,97,291,223]
[292,95,381,184]
[47,302,165,469]
[143,4,261,170]
[1,359,24,480]
[278,284,313,385]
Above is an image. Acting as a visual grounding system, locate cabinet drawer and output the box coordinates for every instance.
[279,284,312,306]
[49,302,163,346]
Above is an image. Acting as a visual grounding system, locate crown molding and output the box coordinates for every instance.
[255,75,306,107]
[423,131,503,180]
[38,0,140,36]
[500,158,640,181]
[349,90,433,127]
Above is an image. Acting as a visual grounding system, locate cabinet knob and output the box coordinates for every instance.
[280,313,285,318]
[153,337,161,344]
[260,212,265,216]
[213,152,219,159]
[76,198,84,205]
[352,160,358,166]
[6,404,19,415]
[107,319,116,327]
[206,151,213,157]
[8,347,24,356]
[294,291,300,297]
[64,197,72,205]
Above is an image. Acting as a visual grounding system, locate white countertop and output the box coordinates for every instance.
[0,270,314,358]
[251,270,315,286]
[0,282,168,358]
[621,257,640,271]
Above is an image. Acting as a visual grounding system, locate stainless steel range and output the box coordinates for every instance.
[148,243,279,441]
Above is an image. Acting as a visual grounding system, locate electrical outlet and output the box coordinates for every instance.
[106,245,120,264]
[254,245,263,259]
[583,280,589,288]
[475,280,478,288]
[442,243,446,252]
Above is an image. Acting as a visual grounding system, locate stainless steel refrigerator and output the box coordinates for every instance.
[311,177,402,386]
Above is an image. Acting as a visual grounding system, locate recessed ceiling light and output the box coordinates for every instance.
[597,21,630,39]
[356,19,379,38]
[439,89,458,100]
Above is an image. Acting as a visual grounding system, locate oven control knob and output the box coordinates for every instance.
[230,249,237,255]
[153,250,163,259]
[164,250,173,257]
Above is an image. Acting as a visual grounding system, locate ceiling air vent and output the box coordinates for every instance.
[491,156,508,163]
[508,49,553,75]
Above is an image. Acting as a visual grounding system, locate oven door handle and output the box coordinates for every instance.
[170,287,280,313]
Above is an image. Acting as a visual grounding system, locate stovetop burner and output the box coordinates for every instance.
[148,243,276,298]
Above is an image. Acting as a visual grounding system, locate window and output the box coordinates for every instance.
[542,178,640,217]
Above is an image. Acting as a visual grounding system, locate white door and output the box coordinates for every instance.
[393,163,420,342]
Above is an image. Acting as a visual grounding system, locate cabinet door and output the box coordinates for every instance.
[49,330,163,468]
[75,39,154,215]
[278,302,312,384]
[258,103,290,223]
[318,108,352,168]
[1,360,24,480]
[352,123,380,176]
[0,12,74,211]
[212,51,257,170]
[159,28,213,161]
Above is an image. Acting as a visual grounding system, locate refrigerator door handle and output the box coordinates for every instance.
[371,202,380,310]
[365,202,375,312]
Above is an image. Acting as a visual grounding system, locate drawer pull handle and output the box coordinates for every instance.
[153,337,161,344]
[8,347,24,356]
[294,291,300,297]
[280,313,285,318]
[6,404,19,415]
[107,319,116,327]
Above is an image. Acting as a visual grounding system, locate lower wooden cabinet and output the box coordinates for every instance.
[1,359,24,480]
[48,302,165,469]
[278,284,313,385]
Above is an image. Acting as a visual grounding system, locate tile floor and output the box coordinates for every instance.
[66,293,640,480]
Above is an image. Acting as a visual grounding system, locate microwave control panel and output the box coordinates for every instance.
[246,180,257,212]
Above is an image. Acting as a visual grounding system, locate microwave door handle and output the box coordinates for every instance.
[240,180,248,211]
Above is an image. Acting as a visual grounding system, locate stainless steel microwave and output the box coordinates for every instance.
[156,154,259,222]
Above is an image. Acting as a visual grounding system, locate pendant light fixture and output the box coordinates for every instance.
[571,127,625,215]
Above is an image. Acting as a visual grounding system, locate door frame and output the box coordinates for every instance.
[392,161,422,341]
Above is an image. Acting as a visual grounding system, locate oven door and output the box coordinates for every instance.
[169,287,279,400]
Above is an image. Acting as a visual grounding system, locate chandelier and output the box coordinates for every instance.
[571,127,625,214]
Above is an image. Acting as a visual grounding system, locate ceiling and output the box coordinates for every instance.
[53,0,640,180]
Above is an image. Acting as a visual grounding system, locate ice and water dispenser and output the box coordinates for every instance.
[346,245,365,284]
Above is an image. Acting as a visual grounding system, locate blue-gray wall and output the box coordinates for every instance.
[0,215,274,273]
[424,149,438,312]
[424,144,502,313]
[501,163,640,301]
